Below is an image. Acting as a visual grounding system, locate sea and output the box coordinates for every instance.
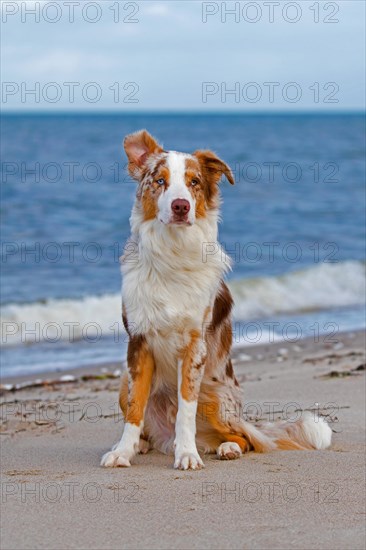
[1,113,365,377]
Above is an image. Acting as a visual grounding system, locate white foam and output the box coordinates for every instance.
[1,293,122,347]
[1,260,365,347]
[231,260,365,320]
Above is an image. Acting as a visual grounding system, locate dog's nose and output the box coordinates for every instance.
[171,199,190,216]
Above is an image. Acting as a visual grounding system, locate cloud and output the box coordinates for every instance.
[144,3,170,17]
[4,49,119,80]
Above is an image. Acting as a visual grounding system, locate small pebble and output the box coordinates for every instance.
[0,383,13,391]
[238,354,252,362]
[59,375,76,382]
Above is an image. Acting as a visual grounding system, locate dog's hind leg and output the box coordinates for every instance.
[101,336,154,467]
[197,389,250,460]
[216,436,250,460]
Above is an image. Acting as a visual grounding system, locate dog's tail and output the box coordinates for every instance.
[238,412,332,452]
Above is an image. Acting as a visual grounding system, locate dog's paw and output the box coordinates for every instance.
[217,442,242,460]
[174,452,204,470]
[100,450,132,468]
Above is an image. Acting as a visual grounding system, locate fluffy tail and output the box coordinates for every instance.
[240,413,332,452]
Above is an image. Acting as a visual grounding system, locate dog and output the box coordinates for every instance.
[101,130,332,470]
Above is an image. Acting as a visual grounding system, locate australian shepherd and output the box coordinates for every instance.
[101,130,331,470]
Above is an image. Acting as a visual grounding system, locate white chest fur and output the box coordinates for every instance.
[121,210,230,339]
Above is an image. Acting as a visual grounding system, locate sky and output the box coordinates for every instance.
[1,0,365,111]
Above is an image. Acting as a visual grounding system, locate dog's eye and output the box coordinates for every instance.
[191,179,199,186]
[156,178,165,186]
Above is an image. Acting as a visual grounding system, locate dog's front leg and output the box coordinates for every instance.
[101,335,154,467]
[174,331,206,470]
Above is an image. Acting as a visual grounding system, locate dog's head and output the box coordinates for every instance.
[124,130,234,226]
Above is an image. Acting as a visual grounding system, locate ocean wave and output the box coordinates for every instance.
[230,260,365,319]
[1,261,364,347]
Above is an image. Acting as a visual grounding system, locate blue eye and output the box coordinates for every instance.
[191,179,198,186]
[156,178,165,186]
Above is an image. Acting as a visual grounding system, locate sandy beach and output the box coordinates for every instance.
[1,331,365,550]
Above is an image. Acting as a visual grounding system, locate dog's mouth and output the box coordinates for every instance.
[169,217,192,226]
[159,216,192,226]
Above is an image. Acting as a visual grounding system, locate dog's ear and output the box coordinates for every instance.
[193,150,234,207]
[193,150,234,186]
[124,130,163,179]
